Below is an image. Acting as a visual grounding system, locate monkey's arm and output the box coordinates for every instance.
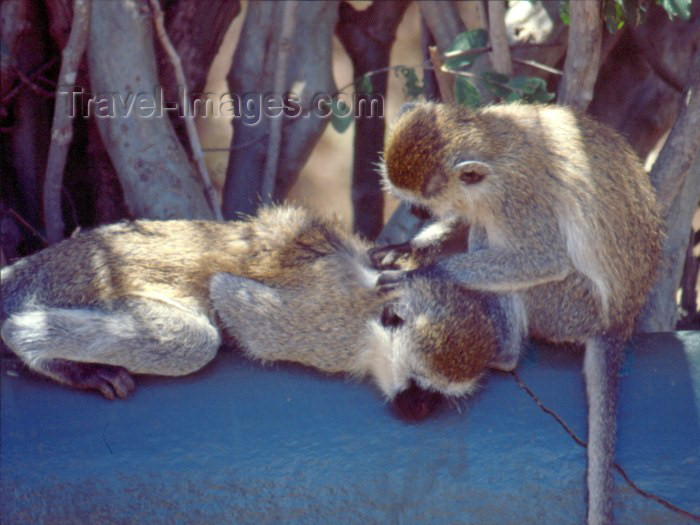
[210,273,288,363]
[436,245,573,292]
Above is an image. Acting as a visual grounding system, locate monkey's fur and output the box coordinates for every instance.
[376,102,664,525]
[1,205,518,408]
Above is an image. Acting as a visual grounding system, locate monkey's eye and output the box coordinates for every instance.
[459,170,485,185]
[453,160,491,185]
[381,304,404,328]
[409,204,432,220]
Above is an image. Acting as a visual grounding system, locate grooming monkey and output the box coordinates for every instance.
[1,205,520,410]
[374,102,664,524]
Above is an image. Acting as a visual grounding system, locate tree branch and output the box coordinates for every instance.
[679,229,699,325]
[43,0,91,244]
[88,0,214,220]
[158,0,241,97]
[222,1,339,219]
[155,0,240,159]
[418,1,466,52]
[557,0,602,111]
[638,47,700,331]
[336,0,410,239]
[488,0,512,75]
[149,0,222,220]
[261,0,298,204]
[428,46,455,103]
[629,27,685,93]
[651,49,700,214]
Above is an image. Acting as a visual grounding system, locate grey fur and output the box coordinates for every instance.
[379,102,665,525]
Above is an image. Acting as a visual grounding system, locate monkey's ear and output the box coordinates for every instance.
[380,303,405,329]
[451,160,491,185]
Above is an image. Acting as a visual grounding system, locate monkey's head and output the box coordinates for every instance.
[380,102,503,224]
[364,276,500,420]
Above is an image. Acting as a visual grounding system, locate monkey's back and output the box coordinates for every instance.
[475,104,663,336]
[383,102,663,337]
[1,220,247,316]
[1,205,375,321]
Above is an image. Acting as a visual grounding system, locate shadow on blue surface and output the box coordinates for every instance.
[1,332,699,524]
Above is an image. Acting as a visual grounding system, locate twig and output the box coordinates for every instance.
[557,0,602,111]
[630,28,685,94]
[511,370,700,522]
[260,0,299,204]
[149,0,223,220]
[43,0,91,244]
[1,58,59,105]
[512,58,563,76]
[488,1,512,76]
[13,62,58,99]
[443,41,564,60]
[418,0,466,52]
[428,46,455,104]
[203,132,269,153]
[5,207,48,246]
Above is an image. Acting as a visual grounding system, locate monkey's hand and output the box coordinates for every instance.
[376,268,411,294]
[369,242,413,269]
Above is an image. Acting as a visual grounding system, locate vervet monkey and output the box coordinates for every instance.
[375,101,664,525]
[1,205,519,414]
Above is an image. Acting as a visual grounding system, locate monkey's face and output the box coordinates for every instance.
[380,102,499,224]
[364,279,498,420]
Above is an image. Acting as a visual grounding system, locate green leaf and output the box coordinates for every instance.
[603,0,626,33]
[395,67,424,99]
[330,97,353,133]
[355,74,373,94]
[508,76,542,94]
[559,0,570,25]
[479,71,512,99]
[444,29,489,70]
[448,28,489,51]
[454,77,482,108]
[656,0,691,20]
[506,76,555,103]
[505,92,523,103]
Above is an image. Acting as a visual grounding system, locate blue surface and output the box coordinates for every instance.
[1,332,699,524]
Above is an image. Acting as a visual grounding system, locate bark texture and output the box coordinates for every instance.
[88,0,213,219]
[222,1,339,219]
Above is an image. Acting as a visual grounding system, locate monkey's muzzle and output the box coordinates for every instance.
[390,379,445,422]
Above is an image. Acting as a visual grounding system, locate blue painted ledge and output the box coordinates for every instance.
[1,331,699,525]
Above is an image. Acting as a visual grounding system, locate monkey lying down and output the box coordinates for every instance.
[1,205,521,419]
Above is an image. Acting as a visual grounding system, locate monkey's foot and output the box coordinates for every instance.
[42,359,136,399]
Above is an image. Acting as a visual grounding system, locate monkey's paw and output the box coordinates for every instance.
[44,359,136,399]
[376,269,410,295]
[369,242,413,269]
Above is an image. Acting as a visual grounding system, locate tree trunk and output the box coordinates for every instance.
[336,0,410,240]
[556,0,601,111]
[589,2,700,159]
[637,46,700,331]
[221,0,339,219]
[87,0,213,219]
[155,0,240,153]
